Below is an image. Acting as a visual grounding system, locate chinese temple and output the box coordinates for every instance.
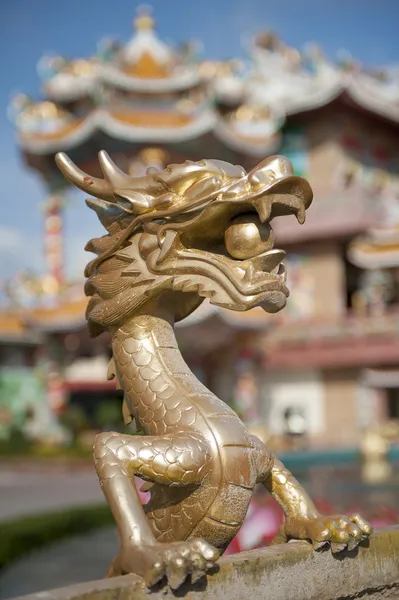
[3,7,399,446]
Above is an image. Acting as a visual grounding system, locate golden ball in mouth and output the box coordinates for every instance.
[224,214,274,260]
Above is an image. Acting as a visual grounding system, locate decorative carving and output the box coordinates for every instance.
[56,151,372,589]
[9,94,74,135]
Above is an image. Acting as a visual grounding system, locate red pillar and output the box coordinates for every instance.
[43,194,64,290]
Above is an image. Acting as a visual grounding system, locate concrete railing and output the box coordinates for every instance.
[12,527,399,600]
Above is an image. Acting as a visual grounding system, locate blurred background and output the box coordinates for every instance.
[0,0,399,597]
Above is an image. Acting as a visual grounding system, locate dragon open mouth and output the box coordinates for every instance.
[151,185,309,313]
[55,151,312,323]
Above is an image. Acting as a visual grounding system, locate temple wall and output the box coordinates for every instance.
[322,368,360,446]
[260,368,325,438]
[281,240,345,322]
[260,366,371,445]
[338,109,399,156]
[303,106,399,205]
[306,117,343,198]
[305,242,346,318]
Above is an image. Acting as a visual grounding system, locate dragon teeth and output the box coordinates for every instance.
[173,277,201,294]
[158,230,179,264]
[252,198,272,223]
[296,206,306,225]
[173,277,186,291]
[182,281,200,293]
[198,283,214,298]
[243,263,255,284]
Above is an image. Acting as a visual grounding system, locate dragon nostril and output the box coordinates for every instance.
[224,214,274,260]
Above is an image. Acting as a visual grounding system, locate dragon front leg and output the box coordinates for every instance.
[263,457,373,552]
[93,431,219,588]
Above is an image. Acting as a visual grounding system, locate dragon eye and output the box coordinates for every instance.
[224,214,274,260]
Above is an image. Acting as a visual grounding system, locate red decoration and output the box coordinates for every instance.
[373,145,390,163]
[342,135,361,151]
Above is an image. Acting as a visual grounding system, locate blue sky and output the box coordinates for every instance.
[0,0,398,286]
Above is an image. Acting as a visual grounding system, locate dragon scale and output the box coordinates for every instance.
[109,313,265,550]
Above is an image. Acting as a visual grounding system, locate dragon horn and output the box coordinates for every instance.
[98,150,132,187]
[55,152,114,200]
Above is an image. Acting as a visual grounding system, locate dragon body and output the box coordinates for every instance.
[110,313,269,549]
[56,151,372,589]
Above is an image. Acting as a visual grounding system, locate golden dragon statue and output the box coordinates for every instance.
[56,151,372,590]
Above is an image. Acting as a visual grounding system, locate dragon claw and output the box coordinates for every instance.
[284,512,373,555]
[331,542,348,553]
[112,538,219,589]
[347,538,361,552]
[312,539,329,550]
[167,556,189,590]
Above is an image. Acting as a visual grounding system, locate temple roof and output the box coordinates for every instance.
[15,106,216,155]
[348,227,399,269]
[0,276,88,337]
[0,311,42,344]
[25,298,88,331]
[216,35,399,123]
[123,10,173,71]
[37,7,202,101]
[9,10,399,161]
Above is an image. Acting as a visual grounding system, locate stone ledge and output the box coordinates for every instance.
[12,526,399,600]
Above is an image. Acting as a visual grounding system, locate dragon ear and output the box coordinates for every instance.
[115,190,151,214]
[85,198,127,231]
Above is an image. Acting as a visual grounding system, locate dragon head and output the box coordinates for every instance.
[56,151,312,336]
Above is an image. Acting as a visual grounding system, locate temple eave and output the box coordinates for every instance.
[16,110,217,155]
[348,244,399,269]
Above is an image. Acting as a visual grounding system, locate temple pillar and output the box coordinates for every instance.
[42,193,64,294]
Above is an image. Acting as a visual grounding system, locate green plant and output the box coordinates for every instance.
[0,426,32,455]
[0,504,114,570]
[95,399,122,430]
[58,405,89,440]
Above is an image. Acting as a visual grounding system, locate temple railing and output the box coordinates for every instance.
[266,306,399,346]
[261,307,399,368]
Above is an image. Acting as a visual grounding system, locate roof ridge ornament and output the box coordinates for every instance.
[133,4,155,32]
